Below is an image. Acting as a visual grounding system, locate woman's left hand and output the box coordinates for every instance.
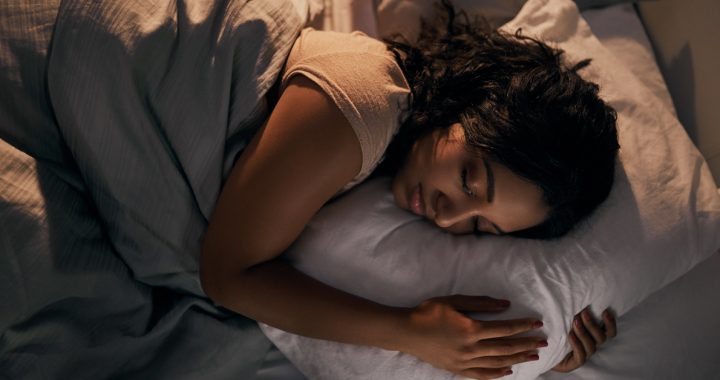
[552,307,617,373]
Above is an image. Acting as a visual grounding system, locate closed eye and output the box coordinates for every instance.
[474,216,506,236]
[461,168,475,197]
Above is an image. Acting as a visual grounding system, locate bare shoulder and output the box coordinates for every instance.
[248,73,363,202]
[201,74,362,281]
[273,74,362,158]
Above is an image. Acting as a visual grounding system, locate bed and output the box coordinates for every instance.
[1,1,718,379]
[255,1,720,379]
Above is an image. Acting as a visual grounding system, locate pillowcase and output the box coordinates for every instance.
[261,0,720,379]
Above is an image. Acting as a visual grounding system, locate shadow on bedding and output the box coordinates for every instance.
[0,143,272,379]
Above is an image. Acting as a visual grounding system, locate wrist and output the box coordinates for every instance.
[374,306,415,353]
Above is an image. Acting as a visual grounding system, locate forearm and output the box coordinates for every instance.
[205,258,410,352]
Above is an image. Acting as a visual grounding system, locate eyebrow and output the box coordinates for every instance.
[483,159,495,203]
[481,160,505,235]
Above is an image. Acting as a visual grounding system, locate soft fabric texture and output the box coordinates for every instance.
[580,3,676,119]
[45,0,302,296]
[254,4,720,379]
[0,141,271,379]
[0,0,303,378]
[259,0,720,379]
[281,28,410,191]
[543,5,720,378]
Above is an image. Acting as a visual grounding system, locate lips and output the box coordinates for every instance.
[409,184,425,216]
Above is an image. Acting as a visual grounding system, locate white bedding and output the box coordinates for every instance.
[258,1,718,379]
[538,5,720,379]
[3,1,715,380]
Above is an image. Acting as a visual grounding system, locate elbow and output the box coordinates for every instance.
[199,258,223,304]
[200,235,267,306]
[199,246,233,305]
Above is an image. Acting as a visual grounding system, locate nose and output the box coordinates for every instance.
[434,192,477,228]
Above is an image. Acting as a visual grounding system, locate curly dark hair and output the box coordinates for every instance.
[377,0,620,239]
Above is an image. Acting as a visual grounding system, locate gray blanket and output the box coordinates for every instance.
[0,0,302,378]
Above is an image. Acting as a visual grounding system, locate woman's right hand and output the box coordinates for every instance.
[400,295,547,380]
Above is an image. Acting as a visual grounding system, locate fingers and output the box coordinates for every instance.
[459,337,546,378]
[476,318,543,340]
[602,309,617,338]
[551,331,585,373]
[475,337,548,356]
[555,307,617,373]
[572,312,596,356]
[442,295,511,312]
[468,350,540,369]
[568,330,587,365]
[575,307,619,355]
[407,297,546,379]
[580,309,606,345]
[460,367,513,380]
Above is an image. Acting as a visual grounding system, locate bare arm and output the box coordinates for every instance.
[201,75,403,349]
[200,75,543,379]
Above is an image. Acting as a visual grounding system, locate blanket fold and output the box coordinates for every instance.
[1,0,303,378]
[47,0,302,295]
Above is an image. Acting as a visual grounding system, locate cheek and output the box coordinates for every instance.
[390,142,424,206]
[397,131,458,188]
[501,199,550,231]
[512,191,550,227]
[402,139,430,178]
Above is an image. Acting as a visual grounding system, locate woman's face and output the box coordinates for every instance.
[392,123,550,235]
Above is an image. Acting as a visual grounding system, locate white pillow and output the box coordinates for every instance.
[261,0,720,379]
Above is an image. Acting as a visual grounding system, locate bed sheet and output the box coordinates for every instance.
[255,3,720,379]
[538,251,720,380]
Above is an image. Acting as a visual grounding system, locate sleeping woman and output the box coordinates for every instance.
[200,1,619,379]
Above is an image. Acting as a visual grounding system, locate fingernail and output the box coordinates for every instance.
[528,354,540,361]
[537,340,548,348]
[532,321,544,329]
[497,299,511,307]
[504,369,513,375]
[574,318,581,328]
